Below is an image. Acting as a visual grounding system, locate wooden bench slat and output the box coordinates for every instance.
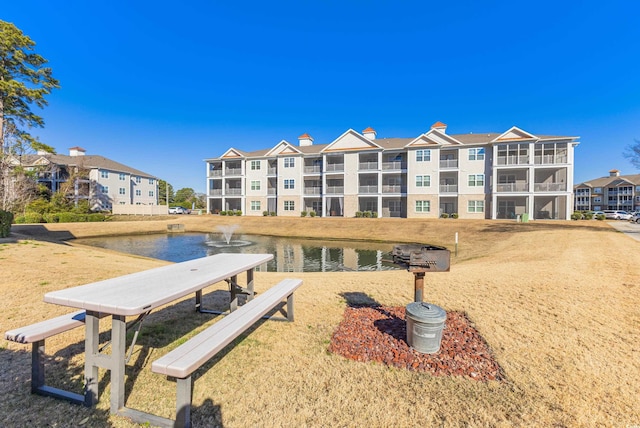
[5,310,87,344]
[152,278,302,379]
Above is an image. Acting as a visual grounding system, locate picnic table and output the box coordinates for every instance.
[42,252,273,417]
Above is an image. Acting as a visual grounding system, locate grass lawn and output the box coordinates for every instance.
[1,216,639,427]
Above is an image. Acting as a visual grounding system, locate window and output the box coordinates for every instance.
[251,160,261,170]
[102,185,109,193]
[101,171,109,179]
[468,200,485,212]
[593,187,602,193]
[284,157,295,168]
[416,200,430,212]
[148,191,154,197]
[284,200,295,211]
[135,176,141,183]
[416,149,431,162]
[251,201,261,211]
[468,174,485,186]
[149,178,154,185]
[119,173,126,180]
[284,179,295,189]
[469,148,485,160]
[594,197,602,203]
[416,175,430,187]
[119,188,126,195]
[135,189,141,196]
[251,180,261,191]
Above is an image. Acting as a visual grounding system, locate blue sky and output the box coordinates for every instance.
[3,1,639,193]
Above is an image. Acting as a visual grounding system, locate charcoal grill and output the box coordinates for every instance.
[392,244,450,302]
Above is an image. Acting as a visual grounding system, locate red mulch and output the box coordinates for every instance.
[328,306,504,381]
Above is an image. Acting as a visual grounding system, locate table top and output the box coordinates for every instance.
[44,253,273,316]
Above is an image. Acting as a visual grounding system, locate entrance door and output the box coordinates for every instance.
[498,200,515,219]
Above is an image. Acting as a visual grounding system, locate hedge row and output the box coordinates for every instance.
[0,210,13,238]
[14,212,109,224]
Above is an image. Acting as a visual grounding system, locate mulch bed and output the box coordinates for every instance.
[329,306,504,381]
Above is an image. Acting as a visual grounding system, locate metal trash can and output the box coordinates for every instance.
[405,302,446,354]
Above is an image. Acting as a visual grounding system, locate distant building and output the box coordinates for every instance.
[205,122,580,220]
[9,147,158,211]
[574,169,640,212]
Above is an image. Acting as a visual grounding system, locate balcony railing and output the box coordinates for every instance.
[439,159,458,169]
[267,167,277,175]
[496,183,528,192]
[325,163,345,172]
[304,165,322,174]
[326,186,344,194]
[534,155,568,165]
[358,185,378,194]
[304,187,322,195]
[382,185,406,193]
[267,188,276,195]
[496,155,529,165]
[225,168,242,176]
[534,182,567,192]
[439,184,458,193]
[382,161,406,170]
[209,189,222,196]
[209,170,222,177]
[359,161,378,170]
[225,188,242,195]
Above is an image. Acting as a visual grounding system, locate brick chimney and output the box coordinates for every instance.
[362,127,377,140]
[298,133,313,147]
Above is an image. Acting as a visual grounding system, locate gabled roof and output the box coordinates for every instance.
[575,174,640,188]
[406,128,464,148]
[492,126,537,142]
[321,129,382,153]
[13,153,156,178]
[265,140,302,156]
[221,148,246,159]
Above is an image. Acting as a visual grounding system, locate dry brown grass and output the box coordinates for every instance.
[2,216,639,427]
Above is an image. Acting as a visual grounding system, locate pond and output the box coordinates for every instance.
[73,233,400,272]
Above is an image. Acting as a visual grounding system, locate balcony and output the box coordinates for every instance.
[304,165,322,174]
[267,188,276,195]
[304,187,322,195]
[439,184,458,193]
[496,183,528,192]
[358,185,378,194]
[326,186,344,194]
[496,155,529,166]
[225,188,242,195]
[209,189,222,196]
[359,161,378,171]
[382,185,406,193]
[225,168,242,176]
[534,182,567,192]
[439,159,458,169]
[325,163,345,172]
[534,155,568,165]
[209,170,222,177]
[267,167,277,175]
[382,161,406,170]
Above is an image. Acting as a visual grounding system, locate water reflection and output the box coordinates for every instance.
[73,233,399,273]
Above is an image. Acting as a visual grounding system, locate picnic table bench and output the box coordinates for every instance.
[5,310,106,404]
[120,278,303,427]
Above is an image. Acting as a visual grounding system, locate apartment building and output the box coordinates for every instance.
[205,122,579,220]
[574,169,640,212]
[11,146,158,211]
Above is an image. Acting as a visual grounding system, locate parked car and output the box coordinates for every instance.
[169,206,187,214]
[631,212,640,223]
[603,210,632,220]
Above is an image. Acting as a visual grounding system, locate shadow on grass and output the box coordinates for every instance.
[6,286,287,426]
[9,224,76,243]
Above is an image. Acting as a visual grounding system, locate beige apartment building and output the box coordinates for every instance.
[205,122,579,220]
[11,146,158,211]
[574,169,640,212]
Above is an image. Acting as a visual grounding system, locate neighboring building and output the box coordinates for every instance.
[205,122,579,220]
[574,169,640,212]
[9,147,158,211]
